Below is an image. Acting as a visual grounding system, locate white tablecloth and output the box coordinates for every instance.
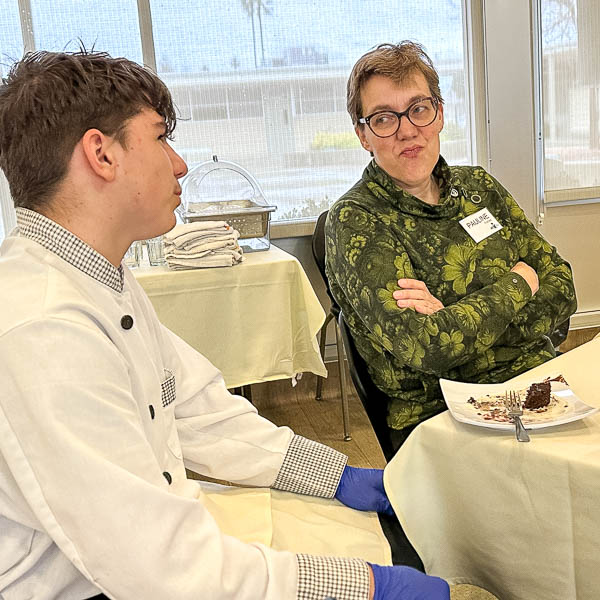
[134,245,327,388]
[200,482,392,565]
[384,338,600,600]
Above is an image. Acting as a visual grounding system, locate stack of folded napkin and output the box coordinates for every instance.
[163,221,244,269]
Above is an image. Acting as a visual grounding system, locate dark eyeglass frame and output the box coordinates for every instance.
[358,96,439,138]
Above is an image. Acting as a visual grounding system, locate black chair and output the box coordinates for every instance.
[338,313,424,567]
[550,317,570,353]
[311,210,351,441]
[337,310,396,461]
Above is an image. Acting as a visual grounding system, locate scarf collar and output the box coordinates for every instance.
[363,155,461,219]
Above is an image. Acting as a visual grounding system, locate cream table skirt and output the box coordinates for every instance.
[384,338,600,600]
[199,482,392,565]
[134,245,327,388]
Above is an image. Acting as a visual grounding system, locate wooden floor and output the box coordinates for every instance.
[557,326,600,352]
[252,368,386,468]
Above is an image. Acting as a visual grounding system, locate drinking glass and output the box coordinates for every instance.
[147,236,167,267]
[123,241,142,268]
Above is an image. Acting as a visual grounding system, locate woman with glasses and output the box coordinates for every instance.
[325,41,576,453]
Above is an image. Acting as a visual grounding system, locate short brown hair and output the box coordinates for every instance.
[0,50,177,210]
[347,41,444,126]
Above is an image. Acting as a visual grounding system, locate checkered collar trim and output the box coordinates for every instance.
[15,208,124,293]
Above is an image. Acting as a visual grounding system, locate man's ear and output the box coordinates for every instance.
[355,125,373,153]
[80,129,119,182]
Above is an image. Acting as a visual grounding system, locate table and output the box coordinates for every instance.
[384,337,600,600]
[134,245,327,389]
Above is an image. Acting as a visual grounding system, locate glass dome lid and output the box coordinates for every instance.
[179,155,275,218]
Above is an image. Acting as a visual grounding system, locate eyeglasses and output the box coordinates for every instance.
[358,97,439,138]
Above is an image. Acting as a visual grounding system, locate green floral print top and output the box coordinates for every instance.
[325,157,577,430]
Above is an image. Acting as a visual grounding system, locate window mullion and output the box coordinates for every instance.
[0,174,16,236]
[17,0,35,52]
[136,0,157,72]
[464,0,488,168]
[531,0,546,225]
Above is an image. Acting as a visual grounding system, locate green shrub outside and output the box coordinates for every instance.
[310,131,361,150]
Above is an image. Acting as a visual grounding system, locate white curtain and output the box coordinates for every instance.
[541,0,600,203]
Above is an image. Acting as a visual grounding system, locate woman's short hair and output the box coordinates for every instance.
[346,41,444,126]
[0,50,177,210]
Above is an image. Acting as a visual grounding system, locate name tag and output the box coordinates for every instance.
[459,208,503,243]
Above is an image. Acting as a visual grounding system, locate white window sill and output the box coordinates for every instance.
[270,218,318,239]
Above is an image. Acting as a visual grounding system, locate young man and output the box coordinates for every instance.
[0,51,449,600]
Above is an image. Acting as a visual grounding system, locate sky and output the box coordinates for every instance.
[0,0,578,78]
[0,0,466,76]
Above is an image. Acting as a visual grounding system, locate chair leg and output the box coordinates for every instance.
[242,385,253,404]
[334,320,352,441]
[316,312,334,401]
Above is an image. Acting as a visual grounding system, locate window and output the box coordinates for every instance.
[539,0,600,204]
[30,0,143,59]
[0,0,472,240]
[483,0,600,326]
[151,0,472,221]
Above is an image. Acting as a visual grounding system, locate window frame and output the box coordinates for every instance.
[532,0,600,212]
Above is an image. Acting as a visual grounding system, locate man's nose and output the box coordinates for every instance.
[169,145,188,179]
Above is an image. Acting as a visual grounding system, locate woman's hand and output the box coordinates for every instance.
[510,261,539,295]
[393,278,444,314]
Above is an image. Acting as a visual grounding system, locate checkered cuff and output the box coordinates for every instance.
[296,554,370,600]
[272,435,347,498]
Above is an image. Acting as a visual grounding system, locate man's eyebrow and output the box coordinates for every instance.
[152,121,168,133]
[367,95,430,114]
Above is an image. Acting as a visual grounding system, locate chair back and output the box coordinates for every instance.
[311,210,339,314]
[338,310,395,460]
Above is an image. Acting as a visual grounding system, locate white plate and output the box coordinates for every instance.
[439,377,599,430]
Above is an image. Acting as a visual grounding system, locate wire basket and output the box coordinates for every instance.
[178,157,276,251]
[181,199,274,239]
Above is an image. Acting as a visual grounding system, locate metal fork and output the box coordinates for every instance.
[504,391,530,442]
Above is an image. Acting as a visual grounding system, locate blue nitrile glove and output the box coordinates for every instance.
[370,564,450,600]
[334,466,394,515]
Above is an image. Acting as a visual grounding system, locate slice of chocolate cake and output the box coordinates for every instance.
[523,381,551,409]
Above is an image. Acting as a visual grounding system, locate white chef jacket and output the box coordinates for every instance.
[0,209,370,600]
